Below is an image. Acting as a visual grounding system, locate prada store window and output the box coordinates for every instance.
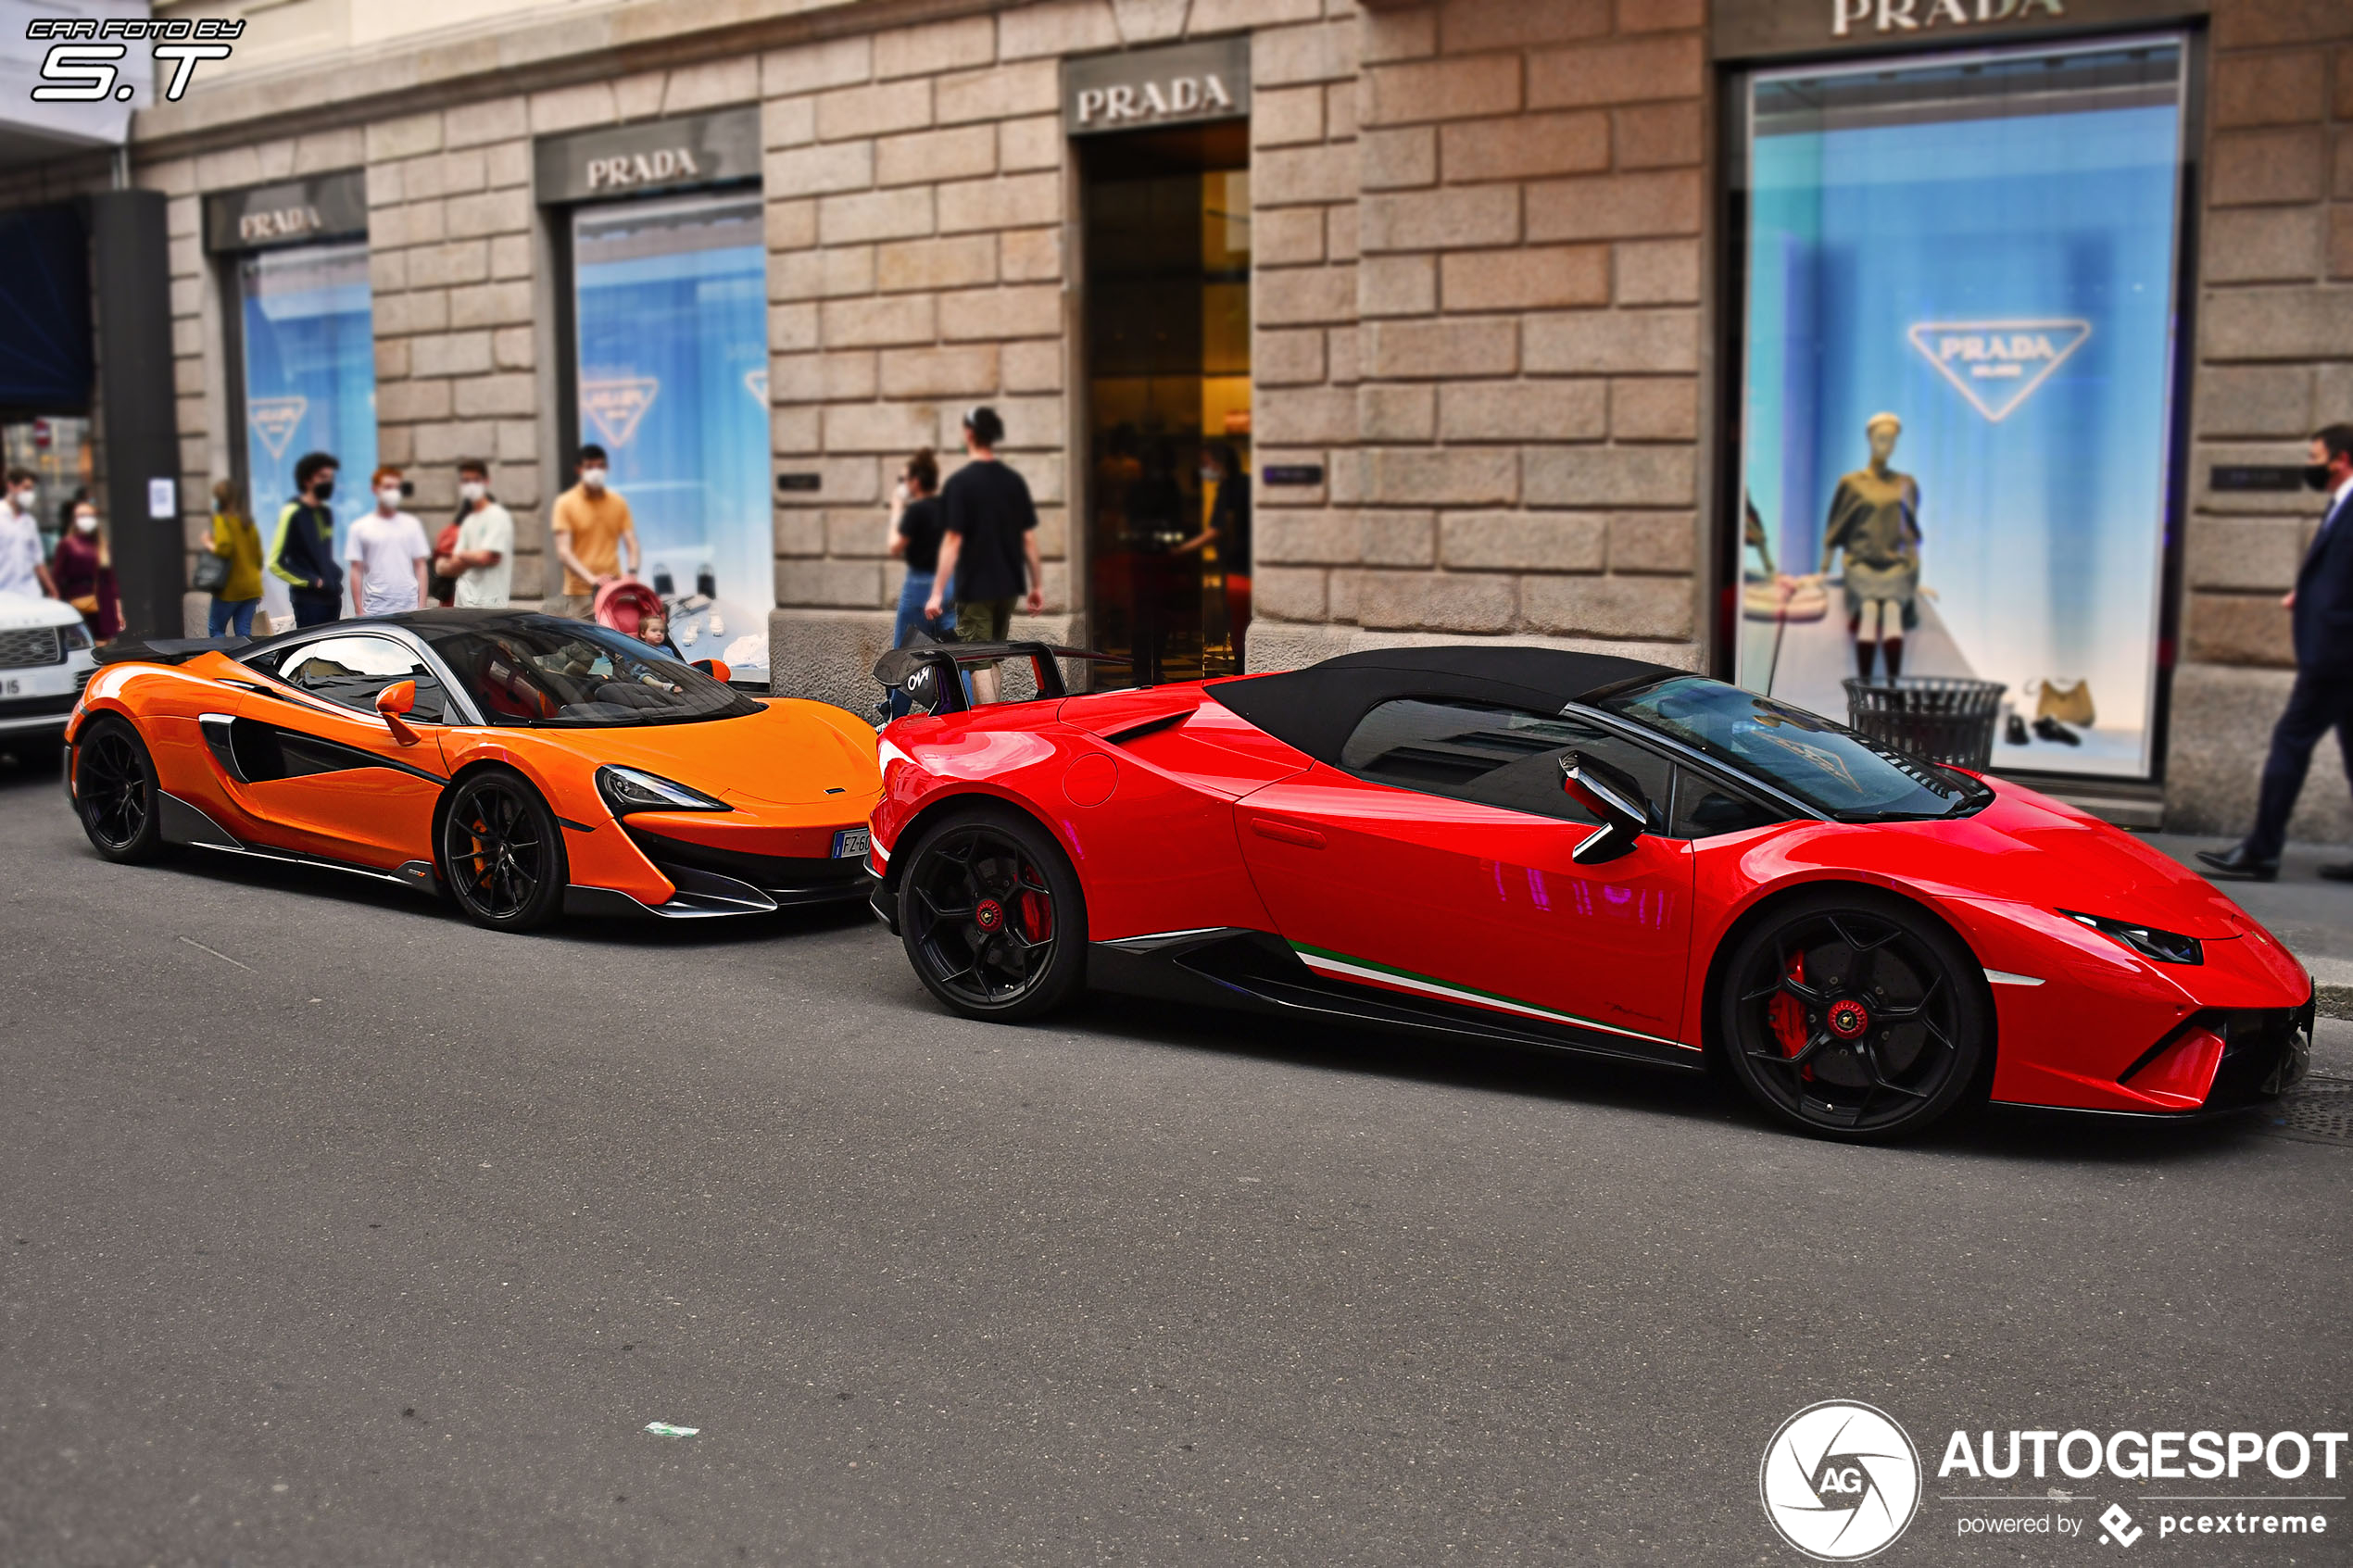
[1082,120,1252,686]
[1730,36,2188,783]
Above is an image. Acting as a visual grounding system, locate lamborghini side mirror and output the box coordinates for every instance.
[1560,749,1649,864]
[377,679,422,746]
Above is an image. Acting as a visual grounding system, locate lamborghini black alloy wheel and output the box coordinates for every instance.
[1722,895,1985,1140]
[901,815,1083,1020]
[441,772,565,931]
[75,721,164,862]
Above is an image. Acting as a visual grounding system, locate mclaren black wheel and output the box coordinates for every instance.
[1718,890,1988,1142]
[439,770,567,932]
[898,809,1086,1021]
[71,718,168,864]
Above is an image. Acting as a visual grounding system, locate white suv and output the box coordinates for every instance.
[0,591,99,767]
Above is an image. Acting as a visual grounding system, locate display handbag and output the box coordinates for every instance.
[191,550,231,594]
[2032,679,2095,728]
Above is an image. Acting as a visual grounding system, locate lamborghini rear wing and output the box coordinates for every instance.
[871,639,1123,715]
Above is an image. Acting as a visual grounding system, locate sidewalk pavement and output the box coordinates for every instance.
[2142,834,2353,1030]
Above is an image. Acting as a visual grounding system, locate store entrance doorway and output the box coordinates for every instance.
[1080,121,1251,687]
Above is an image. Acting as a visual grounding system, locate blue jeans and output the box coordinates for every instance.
[208,597,258,637]
[887,571,955,719]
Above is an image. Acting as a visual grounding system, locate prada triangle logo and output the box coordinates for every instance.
[742,368,769,408]
[247,395,308,461]
[1906,319,2091,422]
[580,376,660,448]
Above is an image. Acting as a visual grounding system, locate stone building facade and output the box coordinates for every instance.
[3,0,2350,836]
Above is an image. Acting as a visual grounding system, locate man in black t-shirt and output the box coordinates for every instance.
[926,407,1042,703]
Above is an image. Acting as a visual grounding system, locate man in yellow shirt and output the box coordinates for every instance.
[547,443,638,619]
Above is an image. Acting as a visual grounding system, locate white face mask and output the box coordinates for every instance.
[581,468,607,492]
[377,487,403,509]
[459,481,486,503]
[73,513,98,535]
[9,488,31,513]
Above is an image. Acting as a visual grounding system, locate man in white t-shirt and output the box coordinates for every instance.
[346,467,431,617]
[436,458,515,608]
[0,469,57,601]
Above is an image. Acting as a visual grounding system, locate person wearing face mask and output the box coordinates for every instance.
[548,443,637,621]
[271,451,344,627]
[2200,422,2353,883]
[50,499,120,640]
[437,458,515,608]
[0,469,58,602]
[346,466,432,617]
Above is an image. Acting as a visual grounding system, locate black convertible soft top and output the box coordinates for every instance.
[1208,645,1681,766]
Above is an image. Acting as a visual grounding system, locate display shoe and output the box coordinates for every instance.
[2195,844,2280,882]
[2032,716,2081,746]
[2006,714,2030,746]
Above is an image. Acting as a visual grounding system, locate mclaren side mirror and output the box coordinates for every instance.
[692,659,732,684]
[1560,749,1649,865]
[377,679,422,746]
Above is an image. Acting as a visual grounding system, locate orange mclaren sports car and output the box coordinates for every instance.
[63,610,882,931]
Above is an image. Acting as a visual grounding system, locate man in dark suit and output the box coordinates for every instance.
[2200,422,2353,881]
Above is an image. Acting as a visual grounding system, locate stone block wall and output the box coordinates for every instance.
[1251,0,1708,673]
[2171,0,2353,835]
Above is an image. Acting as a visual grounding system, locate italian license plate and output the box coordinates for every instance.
[833,827,871,860]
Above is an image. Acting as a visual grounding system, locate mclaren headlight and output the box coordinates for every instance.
[2062,909,2203,967]
[596,765,730,816]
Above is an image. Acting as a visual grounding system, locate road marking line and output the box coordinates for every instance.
[178,935,253,972]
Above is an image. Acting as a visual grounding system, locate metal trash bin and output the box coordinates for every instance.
[1841,676,2007,771]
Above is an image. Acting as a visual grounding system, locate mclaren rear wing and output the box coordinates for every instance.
[871,639,1123,715]
[94,635,252,667]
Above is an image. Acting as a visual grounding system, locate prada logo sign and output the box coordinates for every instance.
[239,205,323,243]
[1064,36,1250,137]
[1712,0,2205,57]
[203,171,367,254]
[1834,0,2064,34]
[585,146,701,192]
[536,107,760,206]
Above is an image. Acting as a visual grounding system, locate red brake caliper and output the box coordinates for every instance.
[1768,951,1809,1075]
[1019,884,1051,943]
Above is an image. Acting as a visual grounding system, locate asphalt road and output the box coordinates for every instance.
[2,745,2347,1567]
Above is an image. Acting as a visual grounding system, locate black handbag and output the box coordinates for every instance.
[192,549,231,593]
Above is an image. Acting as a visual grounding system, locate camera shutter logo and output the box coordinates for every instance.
[1760,1400,1922,1561]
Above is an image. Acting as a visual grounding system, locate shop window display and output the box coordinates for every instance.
[1732,38,2186,779]
[572,194,772,675]
[238,243,377,624]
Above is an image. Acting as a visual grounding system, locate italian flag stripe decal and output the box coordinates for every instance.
[1288,942,1685,1048]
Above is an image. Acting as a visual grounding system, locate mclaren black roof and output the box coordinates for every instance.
[1208,645,1682,766]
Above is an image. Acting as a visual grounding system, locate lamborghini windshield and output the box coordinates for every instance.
[1598,676,1990,822]
[416,620,761,728]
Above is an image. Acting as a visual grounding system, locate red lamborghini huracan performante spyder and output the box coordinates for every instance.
[866,643,2312,1140]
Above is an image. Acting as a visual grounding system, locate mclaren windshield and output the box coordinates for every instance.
[1598,676,1991,822]
[416,619,761,728]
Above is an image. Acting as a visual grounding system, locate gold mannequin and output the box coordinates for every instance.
[1816,412,1920,682]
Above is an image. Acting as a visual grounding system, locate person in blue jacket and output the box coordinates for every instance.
[2201,423,2353,882]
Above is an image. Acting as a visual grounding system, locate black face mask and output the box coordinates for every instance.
[311,479,334,503]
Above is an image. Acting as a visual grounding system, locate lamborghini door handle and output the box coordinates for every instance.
[1250,818,1326,849]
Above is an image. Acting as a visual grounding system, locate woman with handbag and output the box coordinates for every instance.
[201,477,263,637]
[51,498,120,642]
